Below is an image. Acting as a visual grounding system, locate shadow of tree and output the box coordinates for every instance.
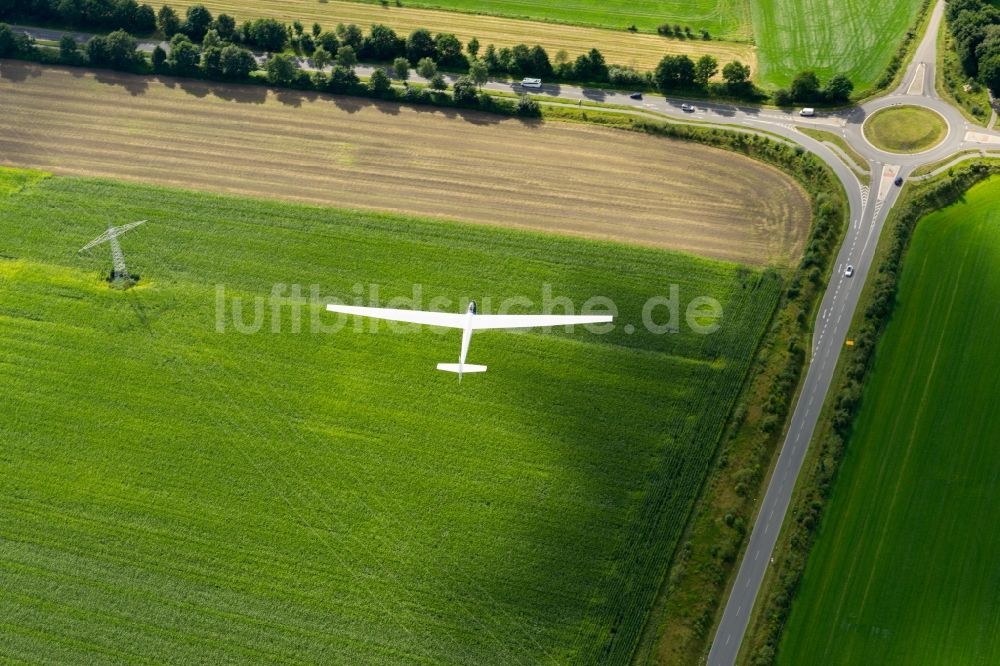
[0,59,44,83]
[92,69,149,95]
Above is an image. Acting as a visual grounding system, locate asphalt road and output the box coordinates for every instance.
[13,24,167,53]
[13,8,1000,662]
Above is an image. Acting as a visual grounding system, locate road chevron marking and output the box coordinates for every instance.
[873,199,885,222]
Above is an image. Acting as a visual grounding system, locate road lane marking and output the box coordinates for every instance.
[907,62,926,96]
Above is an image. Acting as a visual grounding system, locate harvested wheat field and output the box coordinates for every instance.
[149,0,755,74]
[0,62,806,264]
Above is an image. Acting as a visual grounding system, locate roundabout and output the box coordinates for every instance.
[862,105,949,154]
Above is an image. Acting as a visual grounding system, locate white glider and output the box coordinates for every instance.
[326,300,613,379]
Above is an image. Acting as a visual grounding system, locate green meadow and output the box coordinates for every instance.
[354,0,751,38]
[752,0,924,89]
[777,177,1000,664]
[0,170,782,663]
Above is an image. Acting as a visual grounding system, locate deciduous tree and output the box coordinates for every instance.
[434,32,463,66]
[980,52,1000,96]
[59,35,79,61]
[416,56,437,79]
[156,5,181,37]
[327,64,359,93]
[105,29,140,69]
[312,46,332,69]
[167,33,200,75]
[790,70,821,102]
[655,54,696,89]
[362,24,403,61]
[183,4,212,41]
[219,43,256,79]
[722,60,751,85]
[335,45,357,68]
[336,23,363,51]
[393,56,410,81]
[265,53,299,86]
[151,43,167,71]
[213,13,235,40]
[694,54,718,87]
[317,31,339,53]
[243,18,286,52]
[469,58,488,86]
[406,28,435,63]
[823,74,854,103]
[452,75,478,104]
[368,67,392,94]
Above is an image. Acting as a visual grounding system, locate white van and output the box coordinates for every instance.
[799,107,816,117]
[520,78,542,88]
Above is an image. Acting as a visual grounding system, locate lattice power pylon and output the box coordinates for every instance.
[78,220,147,283]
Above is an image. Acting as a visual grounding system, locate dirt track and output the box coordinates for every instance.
[0,62,808,264]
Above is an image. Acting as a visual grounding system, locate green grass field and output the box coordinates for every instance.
[0,169,783,663]
[776,176,1000,664]
[357,0,752,38]
[752,0,924,89]
[863,106,948,153]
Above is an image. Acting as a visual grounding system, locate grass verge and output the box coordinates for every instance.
[796,127,870,185]
[910,149,1000,177]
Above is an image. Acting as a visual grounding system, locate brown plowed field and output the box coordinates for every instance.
[0,62,807,264]
[149,0,756,74]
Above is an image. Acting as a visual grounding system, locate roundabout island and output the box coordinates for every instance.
[863,105,949,154]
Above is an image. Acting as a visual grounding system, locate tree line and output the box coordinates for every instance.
[0,0,772,101]
[772,71,853,106]
[947,0,1000,96]
[0,20,543,118]
[0,0,865,106]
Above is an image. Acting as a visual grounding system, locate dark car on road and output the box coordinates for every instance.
[630,92,642,100]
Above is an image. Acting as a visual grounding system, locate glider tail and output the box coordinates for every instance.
[437,363,487,379]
